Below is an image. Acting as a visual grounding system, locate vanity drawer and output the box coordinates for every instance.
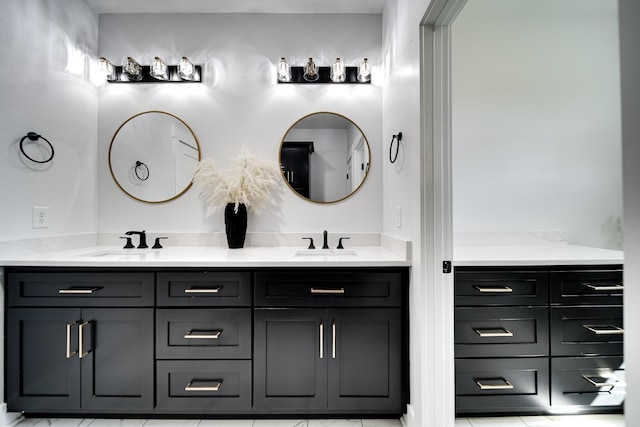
[254,270,402,307]
[551,356,625,408]
[454,270,548,306]
[455,307,549,357]
[550,306,623,356]
[550,268,623,305]
[156,309,251,359]
[156,360,251,412]
[7,270,155,307]
[455,357,550,414]
[157,271,251,306]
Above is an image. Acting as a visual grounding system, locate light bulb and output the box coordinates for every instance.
[357,58,371,82]
[178,56,195,81]
[122,56,142,81]
[278,57,291,82]
[303,57,319,82]
[150,56,168,80]
[330,57,346,83]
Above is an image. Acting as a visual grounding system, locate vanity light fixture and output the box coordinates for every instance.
[98,56,202,83]
[150,56,169,80]
[277,57,371,84]
[277,57,292,82]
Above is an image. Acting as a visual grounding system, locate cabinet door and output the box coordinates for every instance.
[253,308,327,411]
[80,308,154,411]
[327,308,402,412]
[7,308,81,412]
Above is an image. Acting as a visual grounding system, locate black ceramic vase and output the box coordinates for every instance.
[224,203,247,249]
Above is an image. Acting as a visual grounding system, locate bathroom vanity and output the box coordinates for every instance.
[2,244,410,418]
[453,243,625,416]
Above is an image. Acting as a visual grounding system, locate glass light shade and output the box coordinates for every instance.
[303,57,319,82]
[150,56,168,80]
[178,56,195,81]
[122,56,142,81]
[357,58,371,82]
[330,57,346,83]
[277,57,291,82]
[98,57,115,81]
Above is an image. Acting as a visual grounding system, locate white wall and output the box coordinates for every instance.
[452,0,623,250]
[97,14,382,236]
[619,0,640,424]
[0,0,99,241]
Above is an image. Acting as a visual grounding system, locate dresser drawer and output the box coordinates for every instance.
[156,360,251,412]
[254,270,402,307]
[550,306,623,356]
[7,271,154,307]
[551,356,625,408]
[156,309,251,359]
[455,307,549,357]
[454,270,548,306]
[455,357,550,414]
[157,271,251,306]
[550,268,623,305]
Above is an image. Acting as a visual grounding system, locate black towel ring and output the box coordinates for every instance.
[19,132,54,164]
[389,132,402,164]
[135,161,150,181]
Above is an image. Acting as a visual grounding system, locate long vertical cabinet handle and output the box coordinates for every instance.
[332,320,337,359]
[66,322,78,358]
[79,321,91,358]
[319,320,324,359]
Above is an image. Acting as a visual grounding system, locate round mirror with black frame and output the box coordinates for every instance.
[280,112,371,204]
[108,110,201,203]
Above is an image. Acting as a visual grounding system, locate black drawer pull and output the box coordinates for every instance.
[184,330,222,339]
[310,287,345,295]
[582,375,626,387]
[474,378,514,390]
[184,380,222,391]
[583,324,624,335]
[474,285,512,293]
[582,283,623,292]
[184,286,222,294]
[474,327,513,338]
[58,287,100,294]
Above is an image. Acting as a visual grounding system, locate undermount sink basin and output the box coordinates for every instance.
[294,249,358,257]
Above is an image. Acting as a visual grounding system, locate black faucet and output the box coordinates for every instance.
[322,230,329,249]
[125,230,148,249]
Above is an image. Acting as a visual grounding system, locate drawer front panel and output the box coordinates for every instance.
[550,268,623,305]
[455,358,550,414]
[157,272,251,306]
[551,356,625,408]
[156,309,251,359]
[454,270,548,306]
[550,307,623,356]
[455,307,549,357]
[254,271,402,307]
[156,360,251,412]
[7,271,155,307]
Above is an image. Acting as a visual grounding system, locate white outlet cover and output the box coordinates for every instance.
[32,207,50,229]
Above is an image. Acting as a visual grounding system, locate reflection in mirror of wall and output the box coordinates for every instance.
[280,112,370,203]
[108,111,201,203]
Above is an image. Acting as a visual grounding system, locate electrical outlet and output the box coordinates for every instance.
[32,207,50,229]
[395,206,402,228]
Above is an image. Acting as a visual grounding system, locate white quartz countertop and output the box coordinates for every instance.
[0,245,411,268]
[454,243,624,266]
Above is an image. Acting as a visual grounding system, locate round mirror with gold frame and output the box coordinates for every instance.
[108,111,201,203]
[280,112,371,203]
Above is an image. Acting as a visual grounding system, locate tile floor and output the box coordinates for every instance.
[9,415,626,427]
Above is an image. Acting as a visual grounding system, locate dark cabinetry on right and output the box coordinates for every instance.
[280,141,314,198]
[454,265,624,415]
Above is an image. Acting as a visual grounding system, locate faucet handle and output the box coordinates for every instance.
[337,237,350,249]
[120,236,135,249]
[302,237,315,249]
[152,237,167,249]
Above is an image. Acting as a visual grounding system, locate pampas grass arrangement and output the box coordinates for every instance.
[193,146,281,214]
